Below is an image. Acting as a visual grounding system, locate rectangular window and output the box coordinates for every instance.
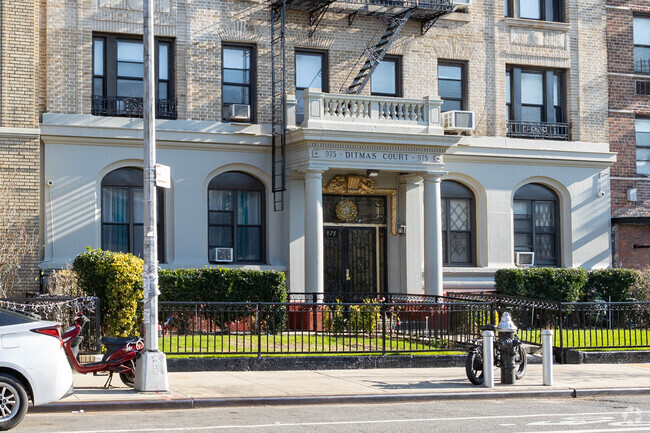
[505,0,563,21]
[634,17,650,74]
[506,67,569,140]
[295,50,328,124]
[222,44,255,122]
[636,118,650,176]
[92,34,175,119]
[438,61,466,112]
[371,56,401,97]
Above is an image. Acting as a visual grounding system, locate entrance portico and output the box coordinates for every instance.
[285,92,459,295]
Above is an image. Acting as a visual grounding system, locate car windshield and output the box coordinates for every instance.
[0,308,39,326]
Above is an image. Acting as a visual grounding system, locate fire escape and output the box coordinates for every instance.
[270,0,455,211]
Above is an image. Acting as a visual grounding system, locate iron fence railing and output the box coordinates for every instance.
[445,293,650,351]
[506,120,571,140]
[158,300,492,356]
[0,296,100,353]
[91,95,177,119]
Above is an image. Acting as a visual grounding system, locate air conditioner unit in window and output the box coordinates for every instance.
[226,104,250,121]
[209,247,233,263]
[515,252,535,267]
[441,110,475,131]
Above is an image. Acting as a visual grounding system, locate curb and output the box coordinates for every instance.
[32,387,650,413]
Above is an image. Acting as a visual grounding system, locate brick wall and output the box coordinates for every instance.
[0,0,41,295]
[42,0,609,142]
[607,0,650,269]
[613,224,650,268]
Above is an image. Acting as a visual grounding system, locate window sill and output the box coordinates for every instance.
[504,17,570,31]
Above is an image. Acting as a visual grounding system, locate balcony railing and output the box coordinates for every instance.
[634,59,650,74]
[506,120,571,141]
[92,96,177,120]
[297,89,444,135]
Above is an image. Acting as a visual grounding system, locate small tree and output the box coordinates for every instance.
[0,181,39,297]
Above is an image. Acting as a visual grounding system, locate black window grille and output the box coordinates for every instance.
[441,181,475,266]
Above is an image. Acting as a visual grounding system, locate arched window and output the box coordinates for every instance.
[441,181,475,266]
[101,167,165,261]
[208,171,265,263]
[513,183,559,266]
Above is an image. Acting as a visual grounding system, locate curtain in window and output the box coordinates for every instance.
[102,188,129,252]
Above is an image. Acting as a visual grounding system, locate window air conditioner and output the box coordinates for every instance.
[441,110,475,131]
[209,247,234,263]
[515,252,535,267]
[226,104,250,121]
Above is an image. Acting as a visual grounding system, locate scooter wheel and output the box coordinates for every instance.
[119,360,136,387]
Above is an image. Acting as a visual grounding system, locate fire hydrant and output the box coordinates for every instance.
[496,312,519,385]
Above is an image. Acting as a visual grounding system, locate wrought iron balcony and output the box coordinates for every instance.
[634,59,650,74]
[92,96,177,120]
[506,120,571,141]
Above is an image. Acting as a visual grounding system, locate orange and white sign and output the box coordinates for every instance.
[155,163,171,188]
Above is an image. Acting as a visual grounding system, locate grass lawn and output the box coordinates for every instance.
[159,333,451,356]
[519,328,650,349]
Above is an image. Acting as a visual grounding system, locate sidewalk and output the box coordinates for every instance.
[33,360,650,412]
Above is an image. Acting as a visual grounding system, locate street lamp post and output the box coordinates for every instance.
[135,0,169,392]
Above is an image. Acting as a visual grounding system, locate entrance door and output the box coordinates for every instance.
[323,226,386,297]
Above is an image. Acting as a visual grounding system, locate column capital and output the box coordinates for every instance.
[302,169,325,179]
[421,172,447,182]
[399,174,423,185]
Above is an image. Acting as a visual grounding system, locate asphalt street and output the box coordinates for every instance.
[16,395,650,433]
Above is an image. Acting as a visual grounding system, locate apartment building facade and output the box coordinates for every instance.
[0,0,41,296]
[34,0,614,296]
[607,0,650,269]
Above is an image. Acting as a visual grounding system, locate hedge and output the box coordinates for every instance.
[495,267,649,302]
[72,248,143,337]
[158,268,287,303]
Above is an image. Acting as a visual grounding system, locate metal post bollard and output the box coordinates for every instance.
[482,330,494,388]
[542,329,553,386]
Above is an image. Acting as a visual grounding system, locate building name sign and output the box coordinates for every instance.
[310,149,442,164]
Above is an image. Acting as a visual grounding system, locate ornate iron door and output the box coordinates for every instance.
[324,226,385,295]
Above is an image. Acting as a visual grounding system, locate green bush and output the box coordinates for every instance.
[72,248,143,337]
[585,268,641,302]
[495,267,650,303]
[494,267,588,302]
[158,268,286,303]
[323,298,381,334]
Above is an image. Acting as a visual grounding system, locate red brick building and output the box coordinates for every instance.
[608,0,650,269]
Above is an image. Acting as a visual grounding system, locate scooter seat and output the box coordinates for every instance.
[101,336,139,347]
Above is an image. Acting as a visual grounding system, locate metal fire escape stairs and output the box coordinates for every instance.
[269,0,455,211]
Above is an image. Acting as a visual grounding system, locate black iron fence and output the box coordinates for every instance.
[158,299,492,356]
[91,95,177,119]
[0,296,100,352]
[447,293,650,351]
[506,120,571,141]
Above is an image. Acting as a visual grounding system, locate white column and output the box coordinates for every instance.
[423,174,444,297]
[288,174,305,292]
[304,169,324,294]
[399,175,423,294]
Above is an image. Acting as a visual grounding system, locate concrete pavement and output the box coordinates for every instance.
[32,358,650,412]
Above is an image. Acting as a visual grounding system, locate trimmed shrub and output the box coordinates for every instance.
[585,268,641,302]
[158,268,287,303]
[72,248,143,337]
[494,267,588,302]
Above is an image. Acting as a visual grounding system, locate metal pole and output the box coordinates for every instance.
[482,330,494,388]
[542,329,553,386]
[135,0,168,392]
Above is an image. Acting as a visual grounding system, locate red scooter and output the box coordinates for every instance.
[62,312,143,388]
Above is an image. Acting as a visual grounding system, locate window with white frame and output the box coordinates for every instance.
[636,118,650,176]
[634,17,650,74]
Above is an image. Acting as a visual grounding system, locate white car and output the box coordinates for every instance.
[0,308,73,430]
